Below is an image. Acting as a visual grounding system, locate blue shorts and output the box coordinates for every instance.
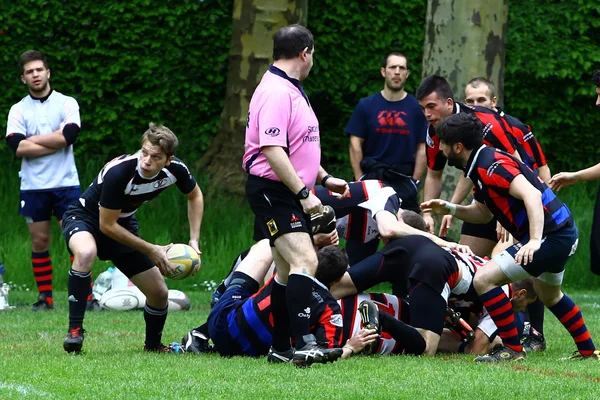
[493,224,578,285]
[19,187,80,223]
[207,285,251,357]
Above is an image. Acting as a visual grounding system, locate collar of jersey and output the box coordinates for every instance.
[29,88,53,103]
[268,65,310,105]
[465,144,487,178]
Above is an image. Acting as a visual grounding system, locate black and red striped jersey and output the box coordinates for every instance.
[466,146,572,240]
[338,293,410,355]
[498,109,547,170]
[228,275,343,356]
[426,103,517,171]
[313,180,400,244]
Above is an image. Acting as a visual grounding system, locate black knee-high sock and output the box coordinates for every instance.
[526,297,545,335]
[68,269,91,329]
[144,303,168,349]
[193,322,210,338]
[270,277,291,351]
[379,311,426,355]
[286,273,314,349]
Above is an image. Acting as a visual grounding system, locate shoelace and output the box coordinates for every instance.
[69,327,83,338]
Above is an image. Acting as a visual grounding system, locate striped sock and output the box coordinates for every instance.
[32,251,53,305]
[144,304,169,349]
[480,287,522,352]
[548,295,596,356]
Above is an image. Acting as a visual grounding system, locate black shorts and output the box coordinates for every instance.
[246,175,312,245]
[461,218,498,242]
[62,204,154,278]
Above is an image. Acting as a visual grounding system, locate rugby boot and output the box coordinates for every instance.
[474,344,526,362]
[359,299,381,354]
[63,327,85,354]
[292,334,343,367]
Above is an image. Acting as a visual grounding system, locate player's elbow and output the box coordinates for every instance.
[99,221,115,236]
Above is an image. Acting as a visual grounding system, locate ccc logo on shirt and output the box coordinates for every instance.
[264,127,281,137]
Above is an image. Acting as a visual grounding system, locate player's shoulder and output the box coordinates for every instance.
[356,92,383,108]
[50,91,79,106]
[9,95,31,110]
[102,154,138,177]
[167,156,193,175]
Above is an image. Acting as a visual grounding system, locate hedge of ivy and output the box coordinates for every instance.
[1,0,599,173]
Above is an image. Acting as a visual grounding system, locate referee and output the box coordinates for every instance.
[243,24,349,367]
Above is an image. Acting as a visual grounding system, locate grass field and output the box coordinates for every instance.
[1,290,599,399]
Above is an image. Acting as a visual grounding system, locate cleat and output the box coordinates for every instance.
[144,342,183,353]
[64,327,85,354]
[311,205,336,235]
[267,347,295,364]
[444,307,475,343]
[358,300,380,354]
[566,350,600,361]
[181,329,215,354]
[474,344,526,362]
[292,334,343,367]
[521,328,546,352]
[86,298,102,312]
[32,293,53,311]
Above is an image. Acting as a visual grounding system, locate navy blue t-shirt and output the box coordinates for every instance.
[345,92,427,167]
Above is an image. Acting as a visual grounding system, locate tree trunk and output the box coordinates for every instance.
[422,0,508,201]
[197,0,308,196]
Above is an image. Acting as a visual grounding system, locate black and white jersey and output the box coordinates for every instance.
[78,153,196,218]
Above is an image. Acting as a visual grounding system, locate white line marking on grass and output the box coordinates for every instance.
[0,381,52,397]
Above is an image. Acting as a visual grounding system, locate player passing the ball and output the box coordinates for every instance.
[61,123,204,354]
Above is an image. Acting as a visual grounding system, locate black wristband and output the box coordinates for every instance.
[321,174,333,187]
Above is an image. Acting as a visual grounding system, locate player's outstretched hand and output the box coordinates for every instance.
[514,239,541,266]
[324,176,350,198]
[422,212,436,234]
[439,215,454,237]
[548,172,578,192]
[346,328,379,354]
[420,199,453,216]
[149,243,174,276]
[313,230,339,247]
[443,241,473,256]
[300,192,323,215]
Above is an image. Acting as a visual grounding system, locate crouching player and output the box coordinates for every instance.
[62,123,204,353]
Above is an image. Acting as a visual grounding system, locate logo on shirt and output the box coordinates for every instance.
[153,178,168,189]
[426,131,435,148]
[266,219,278,236]
[330,314,343,327]
[264,127,281,137]
[298,307,311,318]
[482,122,493,138]
[486,160,505,177]
[377,110,408,127]
[290,214,302,229]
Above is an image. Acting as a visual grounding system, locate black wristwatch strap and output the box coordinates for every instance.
[296,186,309,200]
[321,174,333,187]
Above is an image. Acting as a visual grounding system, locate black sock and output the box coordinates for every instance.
[379,311,426,355]
[270,278,291,352]
[68,270,91,329]
[527,297,545,335]
[286,273,314,349]
[144,303,168,349]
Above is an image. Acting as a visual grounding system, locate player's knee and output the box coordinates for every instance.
[74,248,96,270]
[31,233,51,251]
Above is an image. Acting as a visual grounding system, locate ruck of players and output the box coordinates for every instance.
[4,26,600,368]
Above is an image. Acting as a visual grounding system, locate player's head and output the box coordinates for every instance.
[19,50,50,95]
[381,51,410,92]
[436,113,484,168]
[511,278,537,313]
[593,70,600,107]
[315,245,349,288]
[416,75,455,127]
[400,210,427,232]
[139,123,178,178]
[465,77,497,109]
[273,24,314,80]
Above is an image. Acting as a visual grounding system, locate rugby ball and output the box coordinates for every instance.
[166,244,200,280]
[99,288,141,311]
[167,289,191,312]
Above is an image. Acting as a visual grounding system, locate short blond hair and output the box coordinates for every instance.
[141,123,179,157]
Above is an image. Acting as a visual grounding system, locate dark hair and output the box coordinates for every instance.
[273,24,314,61]
[382,51,409,70]
[513,278,537,299]
[401,210,427,232]
[416,75,454,101]
[467,77,496,98]
[593,70,600,87]
[19,50,49,73]
[436,113,484,150]
[315,246,348,287]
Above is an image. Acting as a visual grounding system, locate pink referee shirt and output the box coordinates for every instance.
[242,66,321,188]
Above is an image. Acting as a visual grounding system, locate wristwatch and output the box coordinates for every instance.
[296,186,310,200]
